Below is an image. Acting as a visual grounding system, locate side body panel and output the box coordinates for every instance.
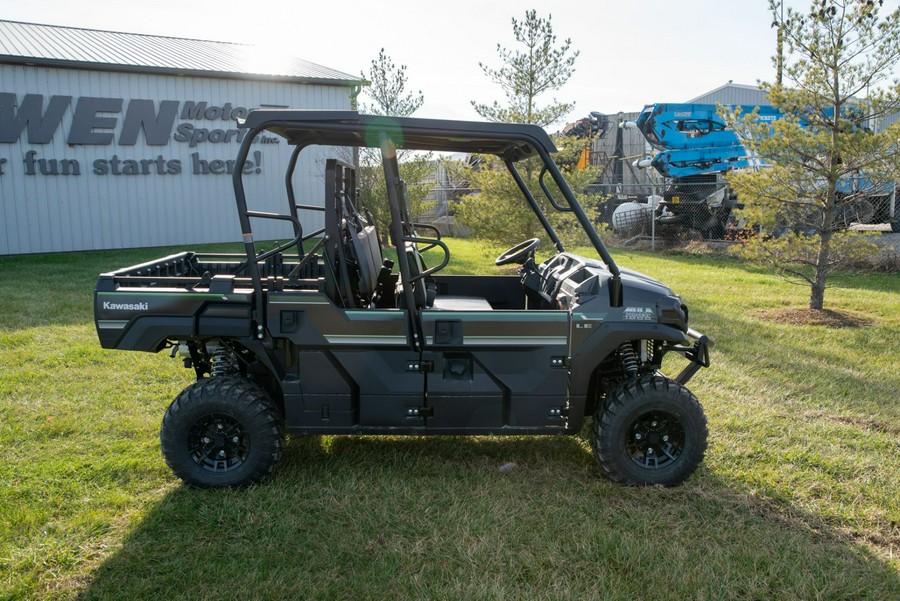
[266,288,575,434]
[267,292,425,430]
[421,310,571,433]
[95,286,254,351]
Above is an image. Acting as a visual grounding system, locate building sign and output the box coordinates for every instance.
[0,94,281,177]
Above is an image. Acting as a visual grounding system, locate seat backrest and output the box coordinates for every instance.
[405,243,428,309]
[347,220,383,300]
[323,158,390,308]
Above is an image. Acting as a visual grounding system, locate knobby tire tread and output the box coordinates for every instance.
[591,374,708,486]
[160,376,284,488]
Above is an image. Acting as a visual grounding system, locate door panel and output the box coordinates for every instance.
[267,296,426,429]
[423,351,505,429]
[331,349,426,427]
[422,310,570,429]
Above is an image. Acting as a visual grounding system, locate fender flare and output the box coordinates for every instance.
[568,322,688,398]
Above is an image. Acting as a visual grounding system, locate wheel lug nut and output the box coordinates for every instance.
[635,433,642,440]
[202,437,210,443]
[218,450,226,457]
[232,436,239,443]
[651,421,658,427]
[663,435,669,442]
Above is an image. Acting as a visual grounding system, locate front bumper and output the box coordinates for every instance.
[673,328,714,385]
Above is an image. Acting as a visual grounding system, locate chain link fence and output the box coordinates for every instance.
[418,178,744,247]
[419,167,898,250]
[588,178,743,247]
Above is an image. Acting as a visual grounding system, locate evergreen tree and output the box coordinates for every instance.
[472,10,579,127]
[356,49,431,243]
[728,0,900,310]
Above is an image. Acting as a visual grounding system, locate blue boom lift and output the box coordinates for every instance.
[626,103,899,236]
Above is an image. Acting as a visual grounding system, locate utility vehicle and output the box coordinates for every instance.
[94,110,713,488]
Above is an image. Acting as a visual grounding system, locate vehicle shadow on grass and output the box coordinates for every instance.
[77,434,899,600]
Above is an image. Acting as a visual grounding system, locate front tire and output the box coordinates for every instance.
[591,375,707,486]
[160,377,284,488]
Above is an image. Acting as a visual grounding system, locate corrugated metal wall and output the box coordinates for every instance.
[589,112,660,187]
[689,83,900,133]
[0,65,350,255]
[688,85,770,106]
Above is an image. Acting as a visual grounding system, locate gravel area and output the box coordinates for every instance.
[851,224,900,257]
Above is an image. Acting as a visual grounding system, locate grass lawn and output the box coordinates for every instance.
[1,238,898,600]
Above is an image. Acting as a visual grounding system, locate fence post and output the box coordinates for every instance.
[651,183,657,251]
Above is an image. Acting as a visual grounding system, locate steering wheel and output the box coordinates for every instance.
[495,238,541,266]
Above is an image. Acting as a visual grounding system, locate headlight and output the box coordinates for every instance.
[657,297,688,331]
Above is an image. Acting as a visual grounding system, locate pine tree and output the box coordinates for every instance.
[728,0,900,309]
[471,10,579,127]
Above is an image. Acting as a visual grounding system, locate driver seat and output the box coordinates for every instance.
[399,243,492,311]
[431,295,493,311]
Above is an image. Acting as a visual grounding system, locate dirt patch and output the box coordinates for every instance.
[752,307,873,328]
[687,484,900,558]
[801,410,899,436]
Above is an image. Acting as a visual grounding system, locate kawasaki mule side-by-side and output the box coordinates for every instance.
[94,110,712,487]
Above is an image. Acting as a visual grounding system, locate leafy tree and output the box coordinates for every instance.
[472,10,579,128]
[355,49,432,243]
[359,48,424,118]
[460,10,595,250]
[454,136,603,249]
[727,0,900,310]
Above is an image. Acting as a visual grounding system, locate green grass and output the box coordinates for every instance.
[1,238,898,600]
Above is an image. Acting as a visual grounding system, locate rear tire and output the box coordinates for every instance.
[160,377,284,488]
[591,375,707,486]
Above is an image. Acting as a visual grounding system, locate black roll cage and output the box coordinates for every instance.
[230,111,624,329]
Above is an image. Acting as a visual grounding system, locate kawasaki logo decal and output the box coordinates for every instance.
[102,301,149,311]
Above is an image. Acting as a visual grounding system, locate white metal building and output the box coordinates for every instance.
[687,81,770,106]
[0,21,361,255]
[690,81,900,131]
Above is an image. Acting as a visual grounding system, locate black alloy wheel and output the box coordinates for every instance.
[624,410,686,470]
[187,413,251,472]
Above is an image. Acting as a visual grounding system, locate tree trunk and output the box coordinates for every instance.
[810,230,832,310]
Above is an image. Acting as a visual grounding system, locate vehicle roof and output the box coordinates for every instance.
[240,110,558,160]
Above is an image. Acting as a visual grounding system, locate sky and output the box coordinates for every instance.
[3,0,899,126]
